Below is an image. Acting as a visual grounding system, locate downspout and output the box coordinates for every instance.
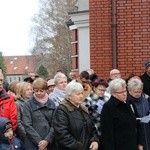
[112,0,117,68]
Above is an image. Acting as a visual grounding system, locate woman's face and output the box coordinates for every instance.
[93,85,106,97]
[34,89,47,99]
[56,78,67,91]
[23,85,33,99]
[129,87,142,98]
[69,91,84,106]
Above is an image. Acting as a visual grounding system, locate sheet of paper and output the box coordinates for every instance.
[140,115,150,123]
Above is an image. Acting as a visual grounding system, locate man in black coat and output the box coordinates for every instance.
[140,60,150,97]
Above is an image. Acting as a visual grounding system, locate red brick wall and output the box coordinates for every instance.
[90,0,150,80]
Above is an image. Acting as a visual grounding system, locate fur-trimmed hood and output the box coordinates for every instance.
[60,99,89,114]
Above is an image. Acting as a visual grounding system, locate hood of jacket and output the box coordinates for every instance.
[0,117,12,143]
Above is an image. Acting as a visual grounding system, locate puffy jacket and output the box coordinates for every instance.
[0,90,17,131]
[0,117,25,150]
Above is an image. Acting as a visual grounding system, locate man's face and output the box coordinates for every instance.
[110,70,121,80]
[0,76,4,91]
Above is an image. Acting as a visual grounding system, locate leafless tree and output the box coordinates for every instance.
[30,0,77,77]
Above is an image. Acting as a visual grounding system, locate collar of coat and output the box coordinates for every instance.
[29,97,56,111]
[60,99,89,114]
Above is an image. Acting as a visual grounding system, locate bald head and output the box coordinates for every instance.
[110,69,121,80]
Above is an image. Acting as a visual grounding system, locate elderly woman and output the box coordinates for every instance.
[127,78,150,150]
[101,78,143,150]
[84,78,110,138]
[53,81,99,150]
[22,78,56,150]
[49,73,67,106]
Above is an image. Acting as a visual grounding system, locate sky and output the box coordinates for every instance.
[0,0,39,56]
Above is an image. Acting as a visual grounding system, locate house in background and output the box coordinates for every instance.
[69,0,150,79]
[4,55,37,83]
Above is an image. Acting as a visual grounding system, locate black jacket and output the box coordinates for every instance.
[101,96,143,150]
[53,99,99,150]
[140,72,150,96]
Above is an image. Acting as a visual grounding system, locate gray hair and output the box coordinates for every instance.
[65,81,83,98]
[54,73,67,84]
[108,78,126,94]
[127,78,143,92]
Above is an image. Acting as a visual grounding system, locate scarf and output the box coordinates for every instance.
[34,93,48,104]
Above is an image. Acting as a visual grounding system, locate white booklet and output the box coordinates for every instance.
[137,115,150,123]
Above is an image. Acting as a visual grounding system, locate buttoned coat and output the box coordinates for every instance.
[22,96,56,150]
[53,99,99,150]
[101,96,143,150]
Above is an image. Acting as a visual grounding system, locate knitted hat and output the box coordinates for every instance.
[145,60,150,69]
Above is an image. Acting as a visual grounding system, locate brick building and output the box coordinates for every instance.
[70,0,150,80]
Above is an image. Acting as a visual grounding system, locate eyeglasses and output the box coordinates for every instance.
[115,90,127,94]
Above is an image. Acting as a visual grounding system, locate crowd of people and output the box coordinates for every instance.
[0,60,150,150]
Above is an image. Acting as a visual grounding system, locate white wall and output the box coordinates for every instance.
[76,0,89,11]
[70,12,90,73]
[78,27,90,72]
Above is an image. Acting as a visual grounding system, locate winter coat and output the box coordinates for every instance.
[128,94,150,150]
[101,95,143,150]
[15,98,26,142]
[22,96,56,150]
[0,90,17,130]
[84,92,109,138]
[0,117,25,150]
[53,99,99,150]
[140,72,150,96]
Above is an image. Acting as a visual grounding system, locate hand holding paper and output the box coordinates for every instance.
[140,115,150,123]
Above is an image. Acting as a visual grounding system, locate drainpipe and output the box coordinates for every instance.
[112,0,117,68]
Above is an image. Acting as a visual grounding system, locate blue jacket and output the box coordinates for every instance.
[0,117,25,150]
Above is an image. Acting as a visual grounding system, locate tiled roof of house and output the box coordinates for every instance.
[4,55,37,75]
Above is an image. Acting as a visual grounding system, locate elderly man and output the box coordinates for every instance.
[140,60,150,97]
[108,69,121,83]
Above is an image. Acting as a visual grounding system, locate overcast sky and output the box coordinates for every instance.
[0,0,39,56]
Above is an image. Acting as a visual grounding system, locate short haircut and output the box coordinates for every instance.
[33,78,47,90]
[108,78,126,95]
[91,78,108,88]
[54,73,67,84]
[80,71,89,80]
[65,81,83,98]
[127,78,143,92]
